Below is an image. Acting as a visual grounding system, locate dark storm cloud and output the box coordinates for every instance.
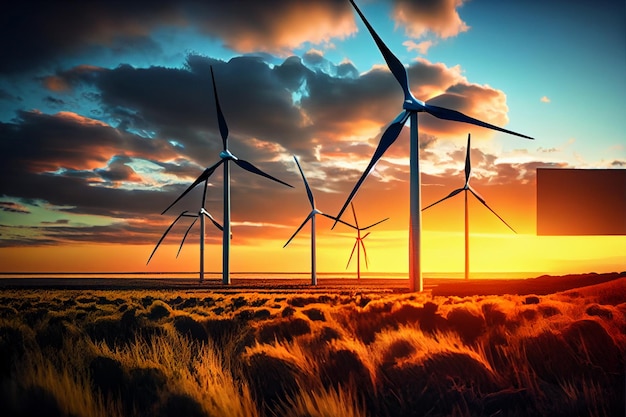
[0,1,181,75]
[95,156,142,184]
[0,0,354,76]
[0,110,178,175]
[43,96,66,108]
[0,110,185,220]
[0,202,30,214]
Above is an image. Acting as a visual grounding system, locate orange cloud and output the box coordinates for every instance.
[393,0,470,39]
[200,2,356,55]
[403,39,435,55]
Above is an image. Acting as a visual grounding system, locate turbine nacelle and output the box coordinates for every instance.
[220,150,238,160]
[404,97,426,111]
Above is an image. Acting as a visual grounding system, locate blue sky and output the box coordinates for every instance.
[0,0,624,274]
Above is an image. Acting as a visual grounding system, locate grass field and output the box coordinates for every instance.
[1,272,624,416]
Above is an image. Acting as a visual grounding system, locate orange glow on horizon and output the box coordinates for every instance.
[1,230,624,278]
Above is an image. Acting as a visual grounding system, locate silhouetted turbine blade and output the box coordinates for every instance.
[362,232,371,240]
[201,209,224,231]
[464,133,472,185]
[334,110,410,227]
[361,239,369,269]
[350,202,360,229]
[349,0,412,102]
[468,188,517,233]
[361,217,389,230]
[283,212,314,248]
[346,240,358,269]
[162,160,224,214]
[319,212,355,229]
[422,188,464,211]
[147,211,195,264]
[234,159,293,188]
[293,155,315,208]
[177,217,198,258]
[210,66,229,149]
[424,103,534,140]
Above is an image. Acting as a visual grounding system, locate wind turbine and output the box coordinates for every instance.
[147,180,223,282]
[345,202,388,282]
[163,65,292,285]
[335,0,533,291]
[283,155,353,285]
[422,134,516,280]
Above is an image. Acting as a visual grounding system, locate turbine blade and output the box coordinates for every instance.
[350,202,359,229]
[293,155,315,208]
[210,65,229,149]
[283,213,313,248]
[176,217,198,258]
[234,159,293,188]
[333,110,410,227]
[346,240,358,269]
[424,103,534,140]
[362,232,371,239]
[320,212,355,229]
[361,240,369,269]
[465,133,471,185]
[422,188,464,211]
[161,160,224,214]
[361,217,389,230]
[201,209,224,231]
[147,211,192,264]
[349,0,412,102]
[469,187,517,233]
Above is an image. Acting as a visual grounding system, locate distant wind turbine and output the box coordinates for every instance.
[284,155,353,285]
[422,134,516,280]
[335,0,533,291]
[163,66,292,284]
[147,180,223,282]
[345,202,388,282]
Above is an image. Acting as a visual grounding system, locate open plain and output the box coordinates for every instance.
[1,272,624,416]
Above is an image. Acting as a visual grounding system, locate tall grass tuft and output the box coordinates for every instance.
[278,383,368,417]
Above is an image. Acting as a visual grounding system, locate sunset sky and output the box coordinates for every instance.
[1,0,624,277]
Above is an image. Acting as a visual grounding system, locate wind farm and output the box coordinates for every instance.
[2,1,625,416]
[333,0,533,292]
[161,66,292,285]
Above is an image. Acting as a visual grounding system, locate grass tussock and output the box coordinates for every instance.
[0,276,624,416]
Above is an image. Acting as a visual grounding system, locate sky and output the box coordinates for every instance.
[1,0,624,277]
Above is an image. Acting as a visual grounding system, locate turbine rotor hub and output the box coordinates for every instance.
[403,96,426,111]
[220,150,238,160]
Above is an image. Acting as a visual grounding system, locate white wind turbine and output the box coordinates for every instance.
[147,180,223,282]
[162,66,292,284]
[422,134,516,280]
[345,202,388,282]
[284,155,354,285]
[335,0,533,291]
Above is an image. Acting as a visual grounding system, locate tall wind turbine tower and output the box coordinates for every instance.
[148,179,223,282]
[284,155,353,285]
[335,0,533,291]
[422,134,516,280]
[163,66,292,284]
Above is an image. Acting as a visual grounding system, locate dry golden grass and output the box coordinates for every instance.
[0,273,624,416]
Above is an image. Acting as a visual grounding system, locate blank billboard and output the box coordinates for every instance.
[536,168,626,235]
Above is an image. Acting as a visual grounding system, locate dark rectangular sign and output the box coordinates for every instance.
[536,168,626,235]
